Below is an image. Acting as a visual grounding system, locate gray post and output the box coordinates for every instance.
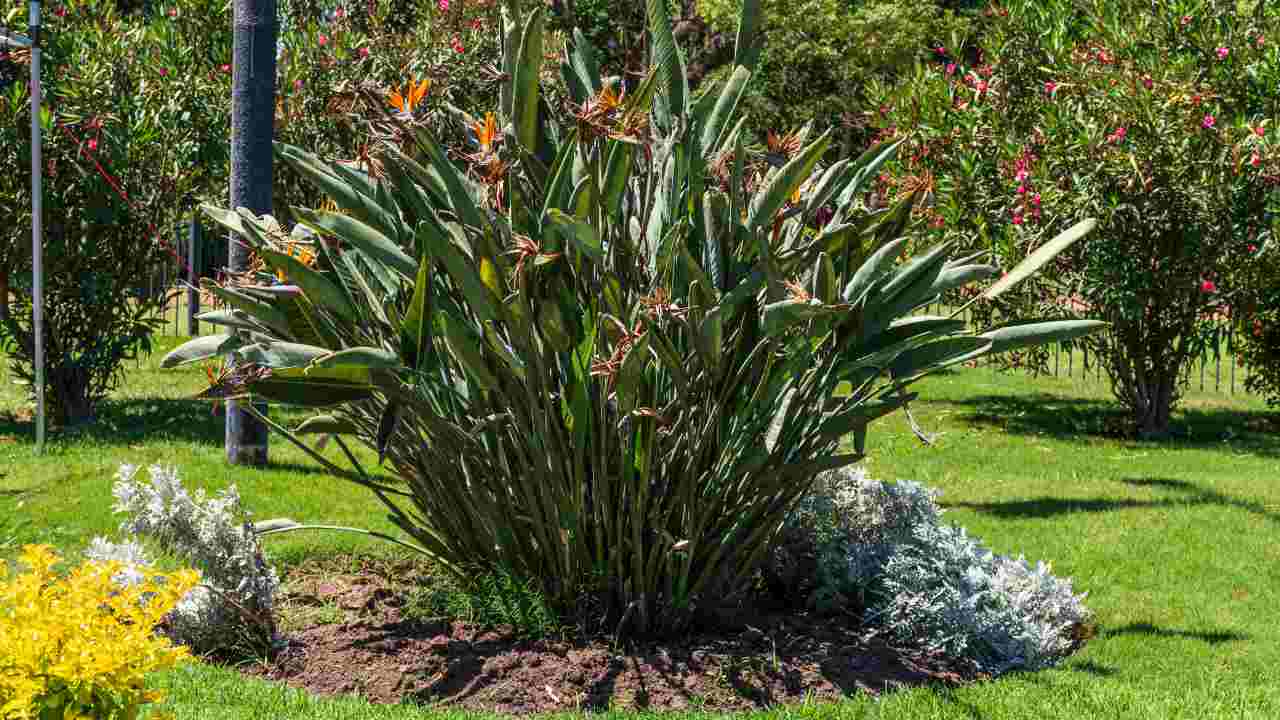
[30,0,44,454]
[227,0,276,466]
[187,219,200,336]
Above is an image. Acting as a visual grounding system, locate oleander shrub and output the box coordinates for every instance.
[87,463,280,657]
[0,545,199,720]
[1234,240,1280,408]
[868,0,1280,436]
[775,467,1091,674]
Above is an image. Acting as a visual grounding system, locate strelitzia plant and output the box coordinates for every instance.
[164,0,1102,634]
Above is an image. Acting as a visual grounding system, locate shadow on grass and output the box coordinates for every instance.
[0,398,313,449]
[1101,622,1247,645]
[936,393,1280,458]
[1066,660,1119,677]
[946,476,1280,526]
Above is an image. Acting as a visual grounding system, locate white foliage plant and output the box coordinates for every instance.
[779,466,1091,674]
[87,463,280,656]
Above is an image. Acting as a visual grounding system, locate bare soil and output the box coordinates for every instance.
[243,559,973,713]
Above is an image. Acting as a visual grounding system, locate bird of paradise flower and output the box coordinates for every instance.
[388,76,431,114]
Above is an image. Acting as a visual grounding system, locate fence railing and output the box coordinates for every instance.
[140,222,1259,396]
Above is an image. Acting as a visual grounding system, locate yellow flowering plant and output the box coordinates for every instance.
[0,545,200,720]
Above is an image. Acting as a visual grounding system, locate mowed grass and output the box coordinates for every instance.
[2,338,1279,719]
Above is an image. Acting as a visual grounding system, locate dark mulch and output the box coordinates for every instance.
[242,561,972,713]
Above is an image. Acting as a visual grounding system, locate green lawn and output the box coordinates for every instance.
[3,339,1279,719]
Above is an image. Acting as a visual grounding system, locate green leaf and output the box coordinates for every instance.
[440,311,500,390]
[235,341,332,369]
[699,66,751,156]
[312,347,404,371]
[402,255,433,371]
[647,0,686,132]
[247,367,376,407]
[512,7,545,151]
[602,142,635,216]
[294,415,359,435]
[734,0,763,71]
[747,130,831,232]
[194,309,271,334]
[818,395,916,442]
[292,207,417,278]
[843,238,906,305]
[377,401,400,465]
[890,337,992,380]
[160,334,245,368]
[257,247,357,322]
[275,143,404,243]
[547,209,604,260]
[984,219,1096,299]
[979,320,1107,354]
[929,264,1001,297]
[199,280,294,338]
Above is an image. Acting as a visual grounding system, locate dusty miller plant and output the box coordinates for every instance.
[88,463,280,657]
[774,467,1091,673]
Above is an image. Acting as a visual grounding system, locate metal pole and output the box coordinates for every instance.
[227,0,276,466]
[29,0,43,454]
[187,219,200,336]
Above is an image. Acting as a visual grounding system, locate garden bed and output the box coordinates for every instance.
[247,559,970,712]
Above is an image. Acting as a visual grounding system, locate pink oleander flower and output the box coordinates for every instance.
[318,34,329,47]
[358,46,370,58]
[1031,193,1042,206]
[1107,127,1127,143]
[1201,279,1216,293]
[1217,47,1230,60]
[168,7,177,17]
[54,6,66,17]
[977,80,989,93]
[471,18,483,30]
[335,6,345,17]
[1044,80,1057,96]
[158,67,168,77]
[1015,169,1029,183]
[946,63,956,76]
[1248,244,1259,253]
[294,78,303,91]
[1202,114,1216,129]
[1142,75,1153,90]
[221,63,231,73]
[451,36,465,53]
[1256,125,1266,137]
[1016,184,1028,194]
[87,138,98,151]
[1181,15,1192,26]
[1011,212,1024,226]
[1251,152,1261,167]
[935,46,947,56]
[438,0,449,10]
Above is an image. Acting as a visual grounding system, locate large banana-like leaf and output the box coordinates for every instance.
[747,130,831,232]
[647,0,686,132]
[160,334,247,368]
[979,320,1108,354]
[511,7,544,151]
[292,207,417,278]
[257,247,357,322]
[734,0,763,71]
[983,218,1097,299]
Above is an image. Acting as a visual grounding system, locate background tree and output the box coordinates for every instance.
[867,0,1279,437]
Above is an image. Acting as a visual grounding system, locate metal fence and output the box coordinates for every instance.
[139,223,1259,396]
